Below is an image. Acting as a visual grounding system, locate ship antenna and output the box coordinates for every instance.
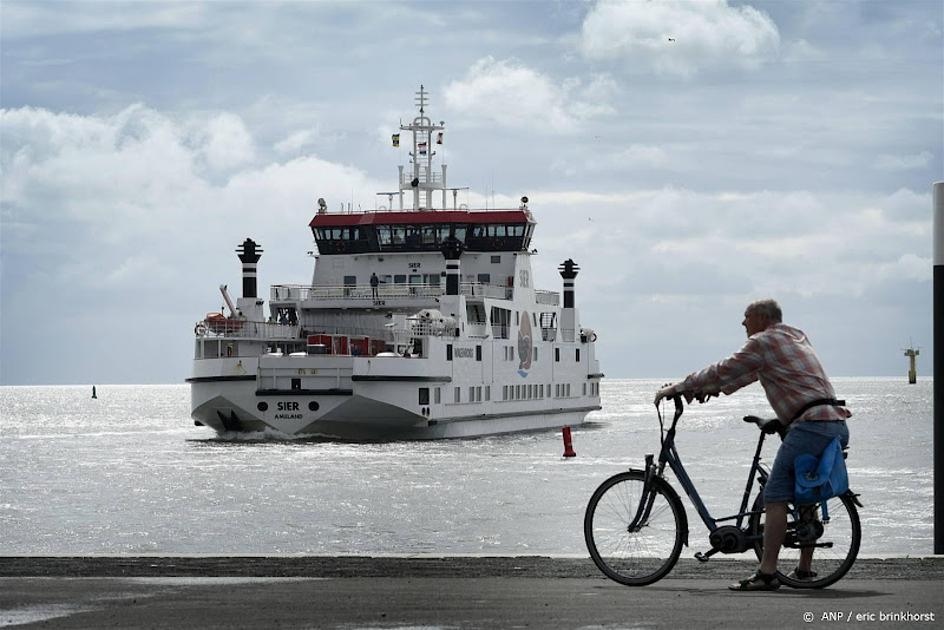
[416,84,428,114]
[400,85,446,211]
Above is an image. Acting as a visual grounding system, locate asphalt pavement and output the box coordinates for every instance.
[1,557,941,629]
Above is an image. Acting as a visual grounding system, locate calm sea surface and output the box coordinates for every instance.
[0,378,933,556]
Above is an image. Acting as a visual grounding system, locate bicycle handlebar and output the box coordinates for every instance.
[656,394,685,428]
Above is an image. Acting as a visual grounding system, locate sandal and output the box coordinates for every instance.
[787,567,817,581]
[729,571,781,591]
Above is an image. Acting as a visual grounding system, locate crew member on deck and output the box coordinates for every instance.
[370,272,380,299]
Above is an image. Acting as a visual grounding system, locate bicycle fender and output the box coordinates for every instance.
[628,467,690,547]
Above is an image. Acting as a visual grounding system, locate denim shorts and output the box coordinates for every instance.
[764,420,850,504]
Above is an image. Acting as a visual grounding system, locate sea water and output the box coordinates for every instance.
[0,378,932,556]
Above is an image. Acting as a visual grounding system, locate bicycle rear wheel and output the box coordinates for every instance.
[749,492,860,589]
[584,470,685,586]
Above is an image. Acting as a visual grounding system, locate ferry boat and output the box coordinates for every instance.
[188,86,602,439]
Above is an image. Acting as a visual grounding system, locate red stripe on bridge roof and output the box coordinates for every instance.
[309,209,531,228]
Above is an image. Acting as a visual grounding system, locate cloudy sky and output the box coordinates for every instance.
[1,0,941,385]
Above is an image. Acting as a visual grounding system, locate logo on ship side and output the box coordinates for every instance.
[517,310,532,377]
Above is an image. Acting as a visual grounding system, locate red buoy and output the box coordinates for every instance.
[562,426,576,458]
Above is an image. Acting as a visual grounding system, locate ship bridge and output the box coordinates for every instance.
[310,209,535,255]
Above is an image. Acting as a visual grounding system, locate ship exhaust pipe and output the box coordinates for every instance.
[559,259,579,342]
[441,236,464,296]
[236,238,263,299]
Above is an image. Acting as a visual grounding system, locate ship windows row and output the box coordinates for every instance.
[422,381,598,406]
[313,223,534,254]
[452,386,490,404]
[420,386,493,405]
[501,383,573,401]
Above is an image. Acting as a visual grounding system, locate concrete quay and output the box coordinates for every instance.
[1,556,942,629]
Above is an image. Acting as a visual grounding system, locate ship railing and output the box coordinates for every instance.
[270,282,513,302]
[272,284,440,301]
[303,324,394,339]
[535,290,560,306]
[402,321,460,339]
[302,323,463,342]
[460,282,512,300]
[196,319,300,340]
[467,323,489,338]
[400,169,443,188]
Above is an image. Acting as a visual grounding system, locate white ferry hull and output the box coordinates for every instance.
[191,378,598,440]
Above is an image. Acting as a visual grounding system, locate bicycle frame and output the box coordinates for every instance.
[634,397,770,542]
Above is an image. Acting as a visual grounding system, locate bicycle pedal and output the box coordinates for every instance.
[694,549,718,563]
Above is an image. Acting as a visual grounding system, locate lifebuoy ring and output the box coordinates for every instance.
[194,323,207,336]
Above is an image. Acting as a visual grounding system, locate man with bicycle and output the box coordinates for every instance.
[653,299,850,591]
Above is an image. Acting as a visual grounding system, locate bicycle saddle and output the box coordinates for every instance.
[743,415,785,435]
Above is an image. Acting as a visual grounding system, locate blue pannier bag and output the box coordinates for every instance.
[794,437,848,505]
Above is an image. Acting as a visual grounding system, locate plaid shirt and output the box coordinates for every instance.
[678,323,851,424]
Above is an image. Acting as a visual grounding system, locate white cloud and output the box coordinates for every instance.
[444,57,615,133]
[274,130,317,156]
[197,112,255,171]
[579,0,780,76]
[524,186,931,303]
[883,253,932,282]
[873,151,933,171]
[0,105,382,283]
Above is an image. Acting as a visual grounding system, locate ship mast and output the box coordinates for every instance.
[400,85,447,210]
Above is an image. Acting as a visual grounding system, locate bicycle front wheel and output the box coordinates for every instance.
[584,470,685,586]
[750,492,861,589]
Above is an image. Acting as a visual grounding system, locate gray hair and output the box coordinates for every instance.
[747,299,782,323]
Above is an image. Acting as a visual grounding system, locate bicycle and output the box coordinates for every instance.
[584,395,862,588]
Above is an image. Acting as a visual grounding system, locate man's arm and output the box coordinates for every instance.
[654,337,765,405]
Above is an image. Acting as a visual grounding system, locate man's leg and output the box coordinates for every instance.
[797,505,816,572]
[730,500,785,590]
[760,501,788,574]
